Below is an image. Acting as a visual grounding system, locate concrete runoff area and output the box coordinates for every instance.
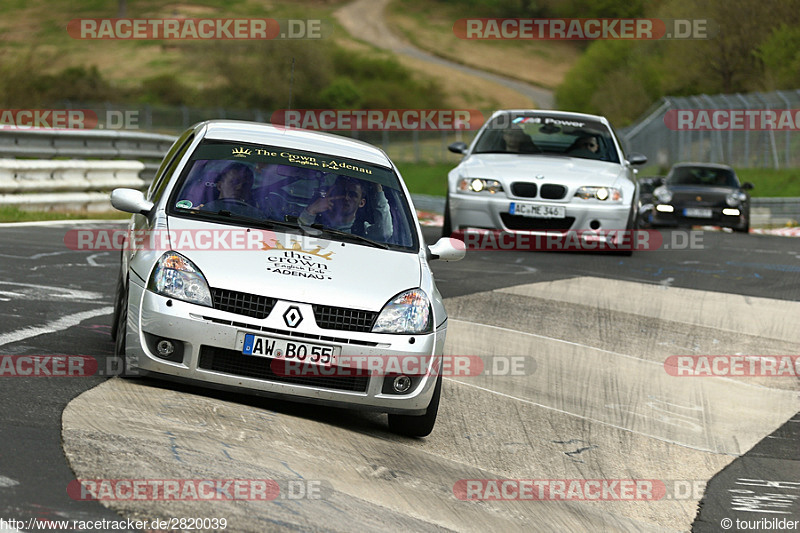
[62,277,799,531]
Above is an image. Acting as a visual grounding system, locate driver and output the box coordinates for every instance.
[200,163,263,219]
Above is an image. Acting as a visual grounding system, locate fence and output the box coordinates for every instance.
[620,89,800,170]
[48,100,475,165]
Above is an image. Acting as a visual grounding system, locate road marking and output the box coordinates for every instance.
[0,307,113,347]
[0,475,19,487]
[0,281,103,301]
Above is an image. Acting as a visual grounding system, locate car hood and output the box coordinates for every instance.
[166,217,421,311]
[460,154,626,185]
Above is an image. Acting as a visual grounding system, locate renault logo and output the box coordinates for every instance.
[283,306,303,328]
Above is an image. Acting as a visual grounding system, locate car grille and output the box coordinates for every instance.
[198,345,369,392]
[212,288,276,320]
[500,213,575,231]
[211,288,377,332]
[314,306,377,332]
[540,184,567,199]
[511,182,538,198]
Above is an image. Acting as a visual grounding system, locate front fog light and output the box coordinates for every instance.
[393,375,412,393]
[156,340,175,357]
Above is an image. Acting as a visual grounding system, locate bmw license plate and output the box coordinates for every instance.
[242,333,338,366]
[684,208,712,218]
[510,202,565,218]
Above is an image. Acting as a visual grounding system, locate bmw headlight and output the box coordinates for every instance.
[458,178,503,194]
[726,191,747,206]
[654,186,672,204]
[148,251,212,307]
[575,186,622,202]
[372,289,432,334]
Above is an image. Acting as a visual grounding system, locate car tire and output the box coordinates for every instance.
[387,374,442,438]
[113,278,139,379]
[734,219,750,233]
[441,194,452,238]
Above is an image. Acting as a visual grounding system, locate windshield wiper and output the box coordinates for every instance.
[309,223,389,249]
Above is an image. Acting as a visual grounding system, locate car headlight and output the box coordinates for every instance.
[148,251,212,307]
[726,191,747,206]
[575,186,622,202]
[654,186,672,204]
[372,289,432,334]
[458,178,503,194]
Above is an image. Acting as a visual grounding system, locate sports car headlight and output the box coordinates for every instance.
[458,178,503,194]
[372,289,432,334]
[725,191,747,206]
[575,186,622,202]
[654,186,672,204]
[148,251,212,307]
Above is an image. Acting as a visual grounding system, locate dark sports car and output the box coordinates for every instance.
[651,163,753,232]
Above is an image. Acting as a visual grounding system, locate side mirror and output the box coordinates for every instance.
[627,153,648,166]
[741,182,754,190]
[111,188,154,215]
[428,237,465,262]
[448,142,468,155]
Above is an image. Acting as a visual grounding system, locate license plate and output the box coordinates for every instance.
[510,202,565,218]
[242,334,338,366]
[684,208,712,218]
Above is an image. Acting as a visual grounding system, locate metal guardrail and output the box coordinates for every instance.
[0,129,176,182]
[0,159,146,211]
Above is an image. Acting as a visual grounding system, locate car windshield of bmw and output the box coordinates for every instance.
[472,114,620,163]
[167,141,418,252]
[666,166,739,188]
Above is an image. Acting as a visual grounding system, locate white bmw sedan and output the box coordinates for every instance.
[110,120,464,437]
[444,110,647,251]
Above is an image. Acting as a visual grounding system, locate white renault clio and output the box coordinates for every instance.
[110,120,464,437]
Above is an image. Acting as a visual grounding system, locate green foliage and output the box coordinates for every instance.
[557,0,800,125]
[756,24,800,89]
[139,74,194,106]
[319,77,363,109]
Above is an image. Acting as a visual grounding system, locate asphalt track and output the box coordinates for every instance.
[0,221,798,532]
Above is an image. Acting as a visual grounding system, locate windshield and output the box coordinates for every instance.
[667,166,739,187]
[167,141,418,251]
[473,113,620,163]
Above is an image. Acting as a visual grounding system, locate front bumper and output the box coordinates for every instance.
[123,279,443,415]
[449,192,632,233]
[652,205,748,229]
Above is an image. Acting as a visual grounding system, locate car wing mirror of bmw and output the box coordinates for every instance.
[448,142,468,155]
[627,153,648,166]
[428,237,466,261]
[111,188,155,216]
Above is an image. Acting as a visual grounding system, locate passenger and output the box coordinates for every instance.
[299,176,393,241]
[568,134,600,155]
